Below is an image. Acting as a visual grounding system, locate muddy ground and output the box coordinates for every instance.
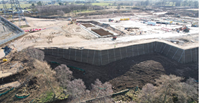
[92,28,113,36]
[45,53,198,92]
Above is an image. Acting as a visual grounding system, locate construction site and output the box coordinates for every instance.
[0,3,199,103]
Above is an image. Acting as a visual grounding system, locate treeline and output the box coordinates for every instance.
[154,0,199,7]
[33,4,103,16]
[110,0,198,8]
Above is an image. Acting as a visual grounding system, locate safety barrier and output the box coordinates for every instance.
[15,93,30,99]
[0,87,14,96]
[67,65,85,72]
[24,28,46,32]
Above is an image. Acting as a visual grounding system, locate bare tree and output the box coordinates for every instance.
[178,78,198,103]
[55,64,73,88]
[90,79,113,103]
[57,10,65,16]
[138,83,156,103]
[138,75,198,103]
[67,79,86,103]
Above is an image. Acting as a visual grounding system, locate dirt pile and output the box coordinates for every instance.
[45,53,198,92]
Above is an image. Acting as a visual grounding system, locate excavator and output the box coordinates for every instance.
[1,44,17,63]
[69,18,77,25]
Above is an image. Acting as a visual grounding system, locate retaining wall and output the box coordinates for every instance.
[42,41,198,65]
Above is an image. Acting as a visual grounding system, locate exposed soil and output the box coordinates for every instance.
[82,24,95,28]
[44,53,198,92]
[92,28,113,36]
[78,21,126,35]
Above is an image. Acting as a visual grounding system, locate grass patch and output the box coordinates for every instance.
[34,90,54,103]
[0,3,31,8]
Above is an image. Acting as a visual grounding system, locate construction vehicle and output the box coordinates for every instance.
[182,25,190,33]
[109,19,114,22]
[176,25,190,33]
[191,22,198,27]
[69,18,77,25]
[112,36,117,40]
[1,45,17,63]
[120,18,130,21]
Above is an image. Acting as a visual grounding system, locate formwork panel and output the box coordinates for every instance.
[158,42,165,53]
[109,49,116,61]
[120,47,127,59]
[56,48,64,57]
[43,48,51,54]
[184,49,192,63]
[150,42,154,53]
[156,42,161,52]
[81,50,90,64]
[100,50,109,64]
[172,48,183,61]
[192,48,199,62]
[63,49,69,59]
[126,45,133,57]
[87,50,96,64]
[137,44,145,55]
[74,50,82,62]
[167,46,177,59]
[113,48,121,61]
[132,45,138,56]
[161,44,170,55]
[143,43,149,54]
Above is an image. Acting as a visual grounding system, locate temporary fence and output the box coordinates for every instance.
[24,28,46,32]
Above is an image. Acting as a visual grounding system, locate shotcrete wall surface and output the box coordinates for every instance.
[42,41,198,65]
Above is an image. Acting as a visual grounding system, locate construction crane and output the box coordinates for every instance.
[2,0,28,26]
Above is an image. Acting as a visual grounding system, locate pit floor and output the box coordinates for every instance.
[45,53,198,92]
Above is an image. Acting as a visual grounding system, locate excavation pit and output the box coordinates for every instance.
[91,28,113,36]
[82,23,95,28]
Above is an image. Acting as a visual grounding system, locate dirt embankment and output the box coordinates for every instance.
[45,53,198,92]
[78,21,126,35]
